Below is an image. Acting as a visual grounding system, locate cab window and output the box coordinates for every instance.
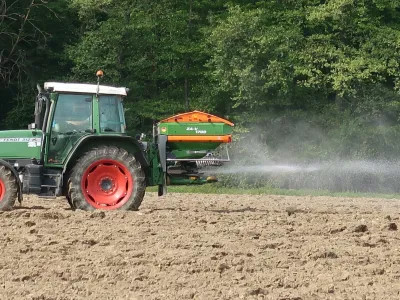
[47,94,92,164]
[52,94,93,133]
[99,95,125,133]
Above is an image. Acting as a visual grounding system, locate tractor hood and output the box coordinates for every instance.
[0,129,42,160]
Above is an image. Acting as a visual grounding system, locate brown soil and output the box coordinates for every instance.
[1,192,400,300]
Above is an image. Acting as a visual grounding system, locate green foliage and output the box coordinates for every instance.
[207,1,400,117]
[207,4,304,111]
[0,0,80,129]
[3,83,36,129]
[65,0,231,124]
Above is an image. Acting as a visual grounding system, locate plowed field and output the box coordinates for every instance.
[1,192,400,300]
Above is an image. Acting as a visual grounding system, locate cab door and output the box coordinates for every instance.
[46,94,93,165]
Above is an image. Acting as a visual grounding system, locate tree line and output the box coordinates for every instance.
[2,0,400,161]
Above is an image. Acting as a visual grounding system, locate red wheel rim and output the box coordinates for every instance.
[0,179,5,202]
[81,159,133,209]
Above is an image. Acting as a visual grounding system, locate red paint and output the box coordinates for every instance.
[0,179,5,202]
[81,159,133,209]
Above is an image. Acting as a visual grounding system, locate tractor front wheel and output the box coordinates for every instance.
[0,165,18,211]
[69,146,146,211]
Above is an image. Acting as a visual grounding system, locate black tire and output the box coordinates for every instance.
[0,165,18,211]
[65,178,73,208]
[69,146,146,211]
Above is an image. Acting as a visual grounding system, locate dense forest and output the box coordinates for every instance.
[2,0,400,164]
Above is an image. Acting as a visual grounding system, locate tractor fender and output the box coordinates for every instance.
[62,135,149,174]
[0,159,23,202]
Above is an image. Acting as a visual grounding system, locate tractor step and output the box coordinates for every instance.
[40,168,62,197]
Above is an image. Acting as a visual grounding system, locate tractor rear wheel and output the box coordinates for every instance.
[69,146,146,211]
[0,165,18,211]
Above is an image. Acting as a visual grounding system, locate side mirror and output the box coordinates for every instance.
[28,123,36,130]
[135,133,146,141]
[36,83,43,93]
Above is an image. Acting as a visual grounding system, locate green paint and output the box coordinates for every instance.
[158,122,232,136]
[145,143,164,186]
[169,142,222,159]
[0,130,42,160]
[158,121,232,159]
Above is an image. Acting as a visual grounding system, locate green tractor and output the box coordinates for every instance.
[0,71,234,211]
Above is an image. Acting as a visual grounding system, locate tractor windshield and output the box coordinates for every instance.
[99,95,126,133]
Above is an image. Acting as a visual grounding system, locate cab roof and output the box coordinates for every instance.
[44,82,128,96]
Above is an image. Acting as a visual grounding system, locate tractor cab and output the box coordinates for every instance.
[38,82,128,164]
